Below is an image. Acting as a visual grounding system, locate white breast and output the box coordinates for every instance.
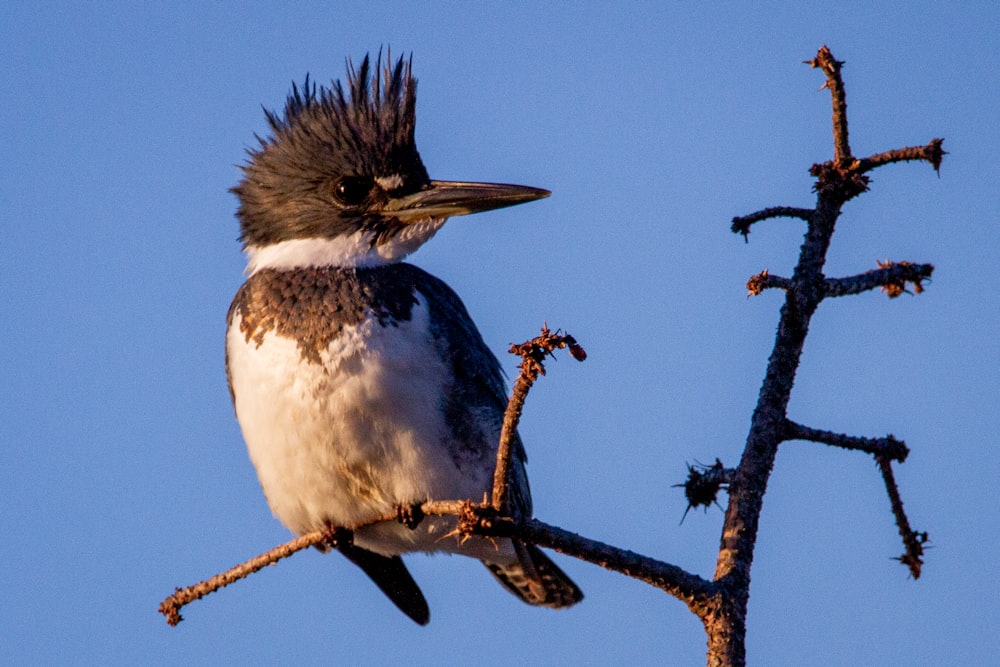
[227,297,496,555]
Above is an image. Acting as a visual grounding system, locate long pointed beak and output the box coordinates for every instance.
[384,180,550,223]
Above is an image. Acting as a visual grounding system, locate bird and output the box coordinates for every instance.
[225,53,583,625]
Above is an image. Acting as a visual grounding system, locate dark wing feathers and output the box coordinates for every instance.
[404,264,533,518]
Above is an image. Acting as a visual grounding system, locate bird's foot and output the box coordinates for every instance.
[321,521,354,550]
[396,502,425,530]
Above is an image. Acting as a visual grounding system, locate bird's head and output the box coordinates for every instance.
[233,53,549,272]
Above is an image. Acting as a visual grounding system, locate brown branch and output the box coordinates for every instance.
[712,46,939,665]
[876,455,927,579]
[783,420,909,461]
[492,325,586,513]
[159,500,474,626]
[516,518,716,613]
[854,139,945,174]
[160,496,716,627]
[159,532,329,626]
[807,45,852,163]
[746,270,792,296]
[823,260,934,299]
[731,207,814,241]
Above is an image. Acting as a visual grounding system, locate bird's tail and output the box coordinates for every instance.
[484,541,583,608]
[336,540,430,625]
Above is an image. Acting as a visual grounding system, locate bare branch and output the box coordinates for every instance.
[731,207,813,241]
[783,420,909,461]
[746,270,792,296]
[824,260,934,299]
[806,45,852,163]
[160,496,716,626]
[159,531,330,626]
[854,139,946,174]
[492,325,586,513]
[712,46,939,664]
[514,518,716,613]
[876,455,927,579]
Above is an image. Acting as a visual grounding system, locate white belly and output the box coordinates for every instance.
[226,297,498,557]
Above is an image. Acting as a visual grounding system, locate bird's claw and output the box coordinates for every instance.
[321,522,353,550]
[396,503,425,530]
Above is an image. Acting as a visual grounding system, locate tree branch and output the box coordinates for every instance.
[807,46,851,163]
[709,46,939,665]
[876,454,927,579]
[492,325,586,513]
[746,270,792,296]
[823,260,934,298]
[854,139,945,174]
[731,207,814,241]
[783,420,909,461]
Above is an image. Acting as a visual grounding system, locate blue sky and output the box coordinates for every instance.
[3,3,997,665]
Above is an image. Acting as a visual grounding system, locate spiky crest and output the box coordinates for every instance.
[232,52,428,249]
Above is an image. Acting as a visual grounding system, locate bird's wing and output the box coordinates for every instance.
[399,264,533,518]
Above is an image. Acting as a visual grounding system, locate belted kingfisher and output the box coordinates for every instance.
[225,54,582,625]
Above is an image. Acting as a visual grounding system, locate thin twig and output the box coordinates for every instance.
[159,533,325,626]
[491,325,586,512]
[876,455,926,579]
[783,420,909,461]
[158,499,475,625]
[515,518,716,614]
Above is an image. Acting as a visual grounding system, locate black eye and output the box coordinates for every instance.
[332,176,372,206]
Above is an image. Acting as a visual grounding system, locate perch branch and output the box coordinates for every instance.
[159,497,717,626]
[161,327,594,627]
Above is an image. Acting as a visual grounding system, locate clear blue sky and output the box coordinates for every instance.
[3,3,997,665]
